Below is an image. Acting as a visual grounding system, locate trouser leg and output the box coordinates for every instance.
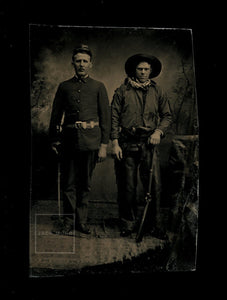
[62,159,77,215]
[62,151,97,225]
[115,152,139,231]
[75,151,97,225]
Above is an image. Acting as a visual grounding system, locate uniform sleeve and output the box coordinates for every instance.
[49,83,65,143]
[111,88,122,140]
[97,83,111,144]
[157,86,172,135]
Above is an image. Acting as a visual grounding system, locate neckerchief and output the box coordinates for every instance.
[128,77,151,90]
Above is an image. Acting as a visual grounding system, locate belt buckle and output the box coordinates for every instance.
[75,121,95,129]
[75,121,82,129]
[81,121,87,129]
[75,121,88,129]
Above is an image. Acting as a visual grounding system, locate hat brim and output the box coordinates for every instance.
[125,54,162,78]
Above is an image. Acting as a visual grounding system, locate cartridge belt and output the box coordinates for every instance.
[65,121,99,129]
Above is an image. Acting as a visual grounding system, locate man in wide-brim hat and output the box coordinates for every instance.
[111,53,172,237]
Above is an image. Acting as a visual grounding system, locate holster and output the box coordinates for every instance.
[119,126,154,152]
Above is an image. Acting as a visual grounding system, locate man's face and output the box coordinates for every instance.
[72,53,92,78]
[135,61,151,83]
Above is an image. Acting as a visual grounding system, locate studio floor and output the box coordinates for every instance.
[29,199,169,277]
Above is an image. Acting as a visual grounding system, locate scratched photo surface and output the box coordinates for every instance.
[29,25,199,276]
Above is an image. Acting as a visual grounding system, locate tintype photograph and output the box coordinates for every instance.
[29,25,199,277]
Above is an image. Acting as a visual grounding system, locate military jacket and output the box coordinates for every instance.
[49,76,110,152]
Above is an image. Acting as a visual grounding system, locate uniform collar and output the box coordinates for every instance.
[73,74,89,83]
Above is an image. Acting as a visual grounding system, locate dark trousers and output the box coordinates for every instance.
[114,145,159,231]
[62,150,98,224]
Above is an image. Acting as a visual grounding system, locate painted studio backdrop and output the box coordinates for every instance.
[29,25,199,274]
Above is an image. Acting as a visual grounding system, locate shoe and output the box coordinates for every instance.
[52,217,72,235]
[76,223,91,234]
[120,229,132,237]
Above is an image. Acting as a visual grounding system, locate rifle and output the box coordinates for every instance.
[136,145,156,243]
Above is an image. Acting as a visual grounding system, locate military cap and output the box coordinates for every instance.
[72,44,92,59]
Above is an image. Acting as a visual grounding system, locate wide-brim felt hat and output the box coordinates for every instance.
[125,53,162,78]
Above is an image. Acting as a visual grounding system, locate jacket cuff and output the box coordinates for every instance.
[110,133,119,140]
[155,128,164,136]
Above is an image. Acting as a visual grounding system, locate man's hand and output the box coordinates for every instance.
[51,141,61,155]
[112,139,123,160]
[97,144,107,163]
[148,130,162,145]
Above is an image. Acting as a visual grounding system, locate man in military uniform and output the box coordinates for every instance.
[111,53,172,237]
[49,44,110,234]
